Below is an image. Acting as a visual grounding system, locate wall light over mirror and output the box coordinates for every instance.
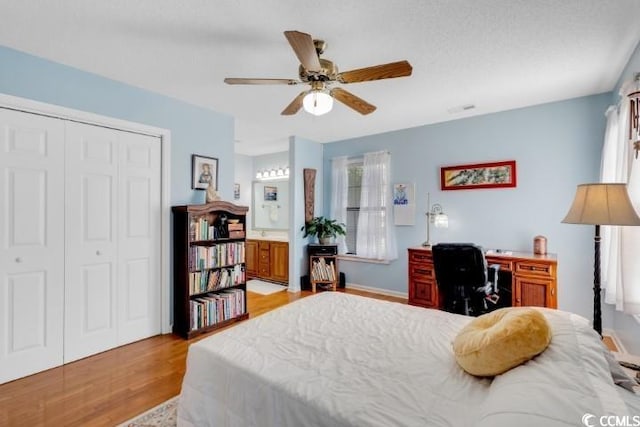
[255,166,290,181]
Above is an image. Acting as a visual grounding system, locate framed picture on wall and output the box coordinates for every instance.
[440,160,516,190]
[234,183,240,200]
[264,185,278,201]
[192,154,218,190]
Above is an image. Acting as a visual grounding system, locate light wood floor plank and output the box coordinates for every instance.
[0,288,405,426]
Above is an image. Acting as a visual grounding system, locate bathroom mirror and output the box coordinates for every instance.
[252,180,289,230]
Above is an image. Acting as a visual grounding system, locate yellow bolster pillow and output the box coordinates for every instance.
[452,307,552,377]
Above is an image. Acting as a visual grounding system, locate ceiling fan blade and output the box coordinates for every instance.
[331,88,376,115]
[224,78,299,85]
[284,30,322,72]
[337,60,413,84]
[281,91,308,115]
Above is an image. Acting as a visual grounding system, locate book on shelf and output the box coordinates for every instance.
[189,288,246,330]
[311,258,336,281]
[189,241,246,270]
[190,265,246,295]
[189,217,224,241]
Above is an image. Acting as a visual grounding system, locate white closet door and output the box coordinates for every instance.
[65,122,162,362]
[64,122,119,363]
[117,132,161,345]
[0,108,65,383]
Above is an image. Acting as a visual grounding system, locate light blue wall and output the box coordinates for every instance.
[609,40,640,353]
[0,45,234,204]
[234,154,253,229]
[323,94,612,326]
[289,136,324,292]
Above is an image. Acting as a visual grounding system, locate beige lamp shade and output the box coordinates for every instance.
[562,183,640,226]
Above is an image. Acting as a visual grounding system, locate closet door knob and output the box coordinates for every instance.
[96,250,102,256]
[15,257,22,263]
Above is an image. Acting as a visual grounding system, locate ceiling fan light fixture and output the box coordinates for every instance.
[303,90,333,116]
[225,31,412,117]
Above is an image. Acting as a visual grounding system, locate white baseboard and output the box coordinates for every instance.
[345,282,408,299]
[603,328,628,353]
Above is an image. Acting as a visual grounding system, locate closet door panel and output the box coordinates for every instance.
[117,133,161,345]
[64,122,119,363]
[0,109,64,384]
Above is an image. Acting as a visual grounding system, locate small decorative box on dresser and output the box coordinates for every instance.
[172,201,250,339]
[407,247,558,309]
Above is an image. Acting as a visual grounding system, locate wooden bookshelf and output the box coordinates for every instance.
[172,201,249,339]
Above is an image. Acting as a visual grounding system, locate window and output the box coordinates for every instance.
[331,151,397,262]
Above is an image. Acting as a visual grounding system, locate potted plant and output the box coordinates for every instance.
[301,216,346,244]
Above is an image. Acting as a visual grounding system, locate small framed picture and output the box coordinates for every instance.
[234,183,240,200]
[192,154,218,190]
[264,185,278,201]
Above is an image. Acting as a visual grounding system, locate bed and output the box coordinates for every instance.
[178,292,639,427]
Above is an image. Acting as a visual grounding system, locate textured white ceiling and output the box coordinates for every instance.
[1,0,640,155]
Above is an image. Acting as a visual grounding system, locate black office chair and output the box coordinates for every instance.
[432,243,502,316]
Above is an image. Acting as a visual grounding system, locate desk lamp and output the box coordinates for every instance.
[422,193,448,247]
[562,183,640,335]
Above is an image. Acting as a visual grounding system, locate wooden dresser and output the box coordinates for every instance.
[407,247,558,309]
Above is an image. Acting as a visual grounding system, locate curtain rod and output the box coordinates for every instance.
[343,150,391,160]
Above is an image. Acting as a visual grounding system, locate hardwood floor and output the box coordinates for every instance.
[0,288,405,426]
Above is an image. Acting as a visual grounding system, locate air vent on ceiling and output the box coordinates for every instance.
[447,104,476,114]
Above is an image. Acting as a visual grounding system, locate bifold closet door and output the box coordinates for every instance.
[116,130,161,346]
[64,122,161,363]
[0,109,65,384]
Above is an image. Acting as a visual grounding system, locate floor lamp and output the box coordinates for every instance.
[562,183,640,336]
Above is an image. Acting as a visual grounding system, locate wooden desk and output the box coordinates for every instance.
[407,247,558,309]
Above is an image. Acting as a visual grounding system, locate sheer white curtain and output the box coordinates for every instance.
[356,151,397,261]
[601,105,624,308]
[601,80,640,314]
[330,156,349,254]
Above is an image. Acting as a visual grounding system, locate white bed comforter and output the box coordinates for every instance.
[178,292,638,427]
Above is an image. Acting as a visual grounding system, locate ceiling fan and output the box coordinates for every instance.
[224,30,413,116]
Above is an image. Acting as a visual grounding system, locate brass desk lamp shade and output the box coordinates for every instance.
[562,183,640,335]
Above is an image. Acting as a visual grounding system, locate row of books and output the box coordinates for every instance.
[311,257,336,281]
[189,242,245,270]
[189,217,217,241]
[190,289,245,330]
[189,265,245,295]
[190,218,245,241]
